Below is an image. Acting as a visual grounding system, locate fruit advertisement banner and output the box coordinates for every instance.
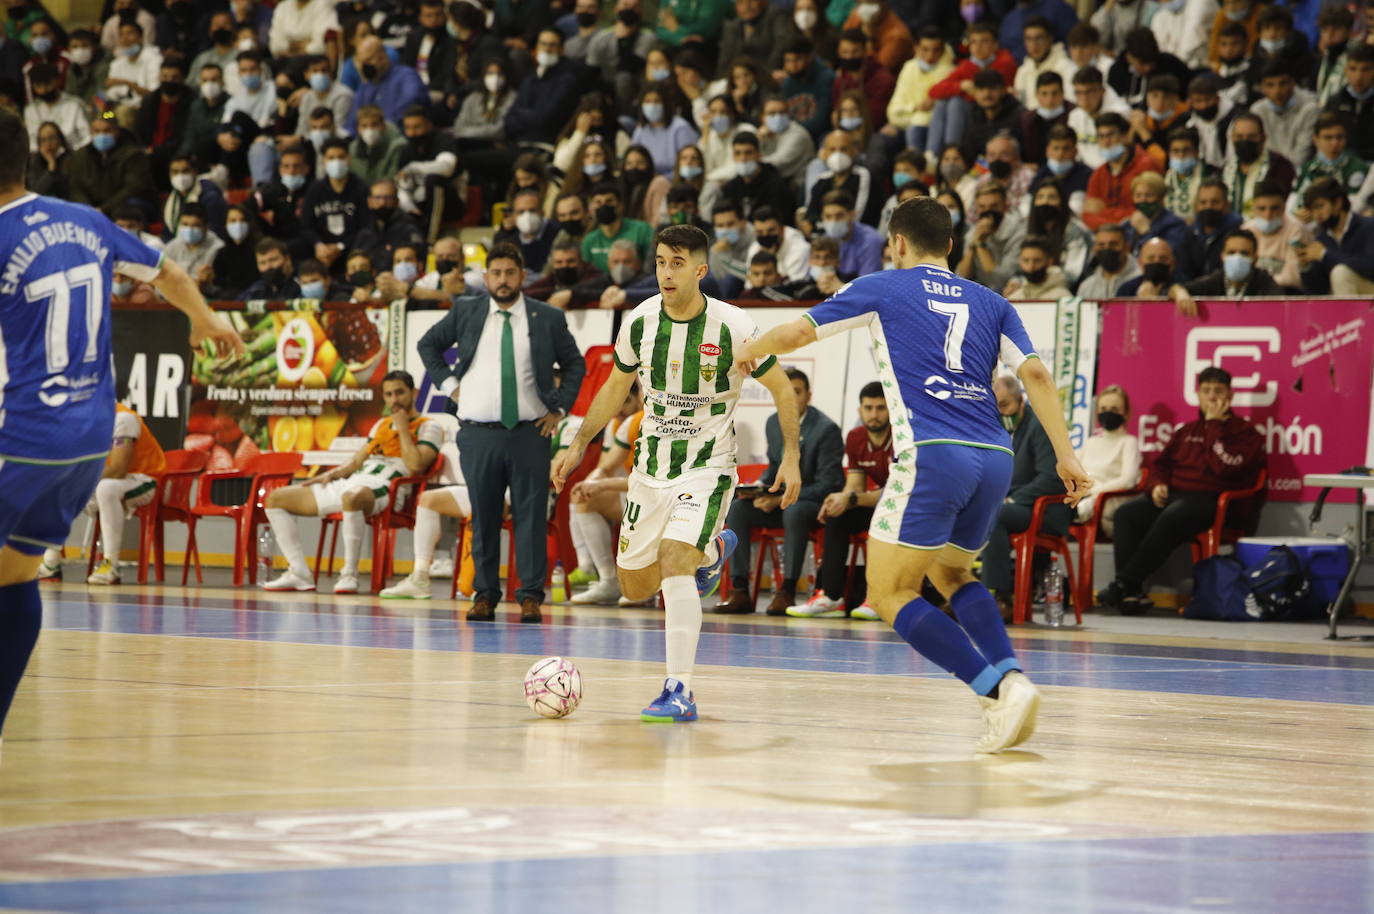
[186,306,391,470]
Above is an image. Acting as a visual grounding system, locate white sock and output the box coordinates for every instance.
[340,510,365,576]
[42,547,60,567]
[573,511,616,581]
[95,479,125,560]
[266,508,308,577]
[411,506,441,582]
[569,509,594,572]
[661,575,702,694]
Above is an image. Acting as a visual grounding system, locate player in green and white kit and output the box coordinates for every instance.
[553,225,802,722]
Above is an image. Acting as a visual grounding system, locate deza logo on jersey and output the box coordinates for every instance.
[698,343,721,381]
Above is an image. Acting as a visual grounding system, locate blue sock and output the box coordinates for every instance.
[0,580,42,735]
[892,597,1001,696]
[949,581,1022,676]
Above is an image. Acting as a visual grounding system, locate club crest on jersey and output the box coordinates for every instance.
[619,535,629,553]
[700,362,717,382]
[670,360,681,377]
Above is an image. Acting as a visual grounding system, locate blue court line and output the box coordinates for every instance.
[0,831,1369,914]
[40,599,1374,706]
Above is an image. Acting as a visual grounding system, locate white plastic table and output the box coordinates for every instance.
[1303,473,1374,640]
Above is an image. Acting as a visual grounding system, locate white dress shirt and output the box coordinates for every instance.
[450,296,544,423]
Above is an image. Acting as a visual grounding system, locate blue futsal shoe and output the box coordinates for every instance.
[640,678,697,723]
[695,529,737,597]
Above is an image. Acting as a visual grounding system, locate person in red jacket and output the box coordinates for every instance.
[1082,111,1161,231]
[924,21,1017,158]
[1098,366,1267,614]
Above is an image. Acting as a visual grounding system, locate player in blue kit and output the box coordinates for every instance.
[735,197,1092,753]
[0,108,244,758]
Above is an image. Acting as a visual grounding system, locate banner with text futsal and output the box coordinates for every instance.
[1097,299,1374,501]
[185,304,392,470]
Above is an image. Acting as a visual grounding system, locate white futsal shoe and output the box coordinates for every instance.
[975,671,1041,754]
[380,574,432,599]
[571,579,622,604]
[86,559,121,585]
[849,602,880,620]
[427,556,454,579]
[262,568,316,591]
[786,592,846,618]
[333,572,360,594]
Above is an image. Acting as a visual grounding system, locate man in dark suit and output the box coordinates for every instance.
[417,243,586,623]
[1164,229,1282,317]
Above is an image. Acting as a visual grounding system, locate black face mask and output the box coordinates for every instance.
[36,89,58,103]
[595,204,618,225]
[1024,267,1048,284]
[1031,203,1059,226]
[1097,411,1126,431]
[212,27,233,46]
[576,10,597,27]
[553,266,580,286]
[1097,248,1123,272]
[261,267,286,286]
[1193,103,1219,121]
[756,232,779,250]
[1220,52,1245,67]
[1196,208,1224,231]
[837,57,862,71]
[1143,262,1172,285]
[988,159,1012,180]
[979,209,1004,230]
[349,269,374,286]
[622,168,651,184]
[361,63,379,81]
[1323,209,1345,230]
[558,218,584,236]
[160,81,183,98]
[372,205,396,224]
[617,8,640,26]
[1233,139,1261,164]
[435,258,460,275]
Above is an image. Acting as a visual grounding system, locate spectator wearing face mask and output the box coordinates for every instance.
[757,94,815,186]
[1017,71,1074,166]
[1066,65,1129,169]
[222,51,276,131]
[1161,126,1215,220]
[818,189,882,280]
[1163,229,1282,316]
[1115,237,1178,299]
[1128,74,1190,167]
[1073,385,1142,537]
[293,259,334,301]
[708,199,756,293]
[378,234,483,302]
[210,204,262,299]
[61,117,156,217]
[240,237,301,300]
[720,131,797,225]
[1250,60,1319,167]
[1013,16,1078,107]
[24,63,89,151]
[163,204,225,289]
[1324,43,1374,163]
[1175,177,1241,282]
[63,29,107,106]
[779,235,843,297]
[1024,177,1093,286]
[831,28,896,129]
[1182,73,1235,169]
[1298,177,1374,295]
[842,0,911,75]
[503,29,581,146]
[1244,5,1316,92]
[961,70,1024,165]
[801,130,875,234]
[1082,111,1161,230]
[1034,126,1091,215]
[301,138,370,274]
[289,56,354,138]
[494,186,561,274]
[1210,22,1253,107]
[249,145,311,259]
[1207,0,1263,72]
[187,12,238,88]
[134,60,192,179]
[353,178,428,276]
[1076,223,1141,297]
[526,242,604,308]
[969,133,1038,219]
[1294,114,1369,220]
[1002,235,1070,300]
[180,64,229,161]
[1222,113,1295,220]
[743,205,809,282]
[395,105,458,222]
[582,182,654,271]
[1106,28,1192,110]
[958,181,1027,289]
[1314,6,1356,108]
[104,21,161,109]
[579,239,660,309]
[349,104,407,186]
[164,155,226,241]
[780,36,836,142]
[1242,182,1310,291]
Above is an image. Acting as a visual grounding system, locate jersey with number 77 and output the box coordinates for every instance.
[803,264,1039,460]
[0,193,164,463]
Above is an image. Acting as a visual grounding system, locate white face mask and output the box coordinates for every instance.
[69,46,93,66]
[536,50,559,68]
[324,158,349,180]
[237,37,256,52]
[857,3,881,21]
[825,150,853,173]
[170,172,194,193]
[484,73,503,93]
[360,126,382,146]
[201,80,223,100]
[793,8,816,29]
[515,210,544,236]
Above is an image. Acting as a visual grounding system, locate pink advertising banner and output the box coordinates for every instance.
[1098,299,1374,502]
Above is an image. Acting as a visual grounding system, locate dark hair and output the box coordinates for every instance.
[749,249,778,268]
[1188,73,1220,96]
[1303,176,1348,208]
[1223,228,1258,250]
[179,202,208,222]
[487,241,525,269]
[383,369,416,389]
[751,204,779,224]
[1318,6,1355,31]
[112,204,145,225]
[783,36,813,57]
[1023,15,1052,36]
[279,143,309,163]
[256,237,289,257]
[1257,5,1293,31]
[859,380,884,401]
[321,136,350,156]
[236,49,262,66]
[838,28,867,46]
[1196,366,1232,388]
[1065,22,1100,47]
[894,147,925,170]
[1020,234,1053,257]
[1251,180,1287,201]
[784,367,810,389]
[711,199,742,219]
[888,196,953,258]
[666,181,699,205]
[731,131,760,151]
[820,189,855,211]
[654,224,710,260]
[916,24,943,42]
[967,21,997,39]
[1218,21,1248,42]
[30,61,59,83]
[1095,111,1129,133]
[1259,58,1292,82]
[308,105,334,122]
[1350,44,1374,65]
[0,108,27,189]
[1166,125,1200,148]
[1146,73,1179,96]
[1197,176,1228,196]
[1073,65,1103,86]
[1314,111,1348,135]
[1231,111,1265,136]
[589,181,622,202]
[1035,71,1063,90]
[512,185,541,205]
[1046,123,1077,144]
[1123,27,1159,63]
[401,104,431,122]
[972,69,1004,90]
[298,258,325,276]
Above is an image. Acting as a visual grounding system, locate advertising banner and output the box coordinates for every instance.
[112,308,192,450]
[186,305,391,469]
[1098,299,1374,501]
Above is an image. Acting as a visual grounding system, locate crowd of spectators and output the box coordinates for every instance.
[8,0,1374,306]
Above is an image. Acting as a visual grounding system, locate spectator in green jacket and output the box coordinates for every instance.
[655,0,728,46]
[349,103,408,186]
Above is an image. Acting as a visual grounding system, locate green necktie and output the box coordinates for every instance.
[499,310,518,429]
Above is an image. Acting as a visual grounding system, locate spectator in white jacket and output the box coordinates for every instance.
[746,206,810,282]
[105,22,162,108]
[1074,385,1142,536]
[1150,0,1218,70]
[1014,19,1079,110]
[25,64,92,151]
[268,0,339,58]
[1250,62,1319,168]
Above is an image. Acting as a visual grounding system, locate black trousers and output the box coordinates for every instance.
[725,497,823,588]
[1112,492,1219,590]
[457,422,551,604]
[818,507,873,601]
[981,501,1073,594]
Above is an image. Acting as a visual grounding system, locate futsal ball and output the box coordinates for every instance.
[523,656,583,719]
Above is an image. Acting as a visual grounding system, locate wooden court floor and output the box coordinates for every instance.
[0,575,1371,913]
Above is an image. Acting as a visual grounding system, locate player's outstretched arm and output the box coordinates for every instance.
[755,362,802,509]
[733,318,818,374]
[1016,357,1093,507]
[552,367,637,492]
[151,259,246,358]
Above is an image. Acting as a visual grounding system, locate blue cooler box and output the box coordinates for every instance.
[1236,537,1353,603]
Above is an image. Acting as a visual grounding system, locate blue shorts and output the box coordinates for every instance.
[869,443,1014,553]
[0,457,106,556]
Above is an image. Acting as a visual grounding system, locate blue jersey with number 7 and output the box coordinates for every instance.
[804,264,1039,458]
[0,193,164,463]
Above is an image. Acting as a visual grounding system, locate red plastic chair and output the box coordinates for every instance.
[1188,469,1268,562]
[1009,494,1084,625]
[190,452,303,586]
[569,345,616,417]
[315,454,446,593]
[1068,471,1147,612]
[154,449,208,584]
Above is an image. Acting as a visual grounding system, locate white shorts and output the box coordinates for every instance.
[310,476,392,517]
[83,474,157,516]
[617,469,736,571]
[427,483,472,516]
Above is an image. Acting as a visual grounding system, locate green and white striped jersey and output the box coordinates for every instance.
[613,293,777,486]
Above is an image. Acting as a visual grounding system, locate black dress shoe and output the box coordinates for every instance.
[711,591,755,614]
[467,595,495,621]
[520,597,543,623]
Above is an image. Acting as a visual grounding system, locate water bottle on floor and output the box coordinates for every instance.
[1044,560,1064,628]
[551,560,567,603]
[257,528,274,582]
